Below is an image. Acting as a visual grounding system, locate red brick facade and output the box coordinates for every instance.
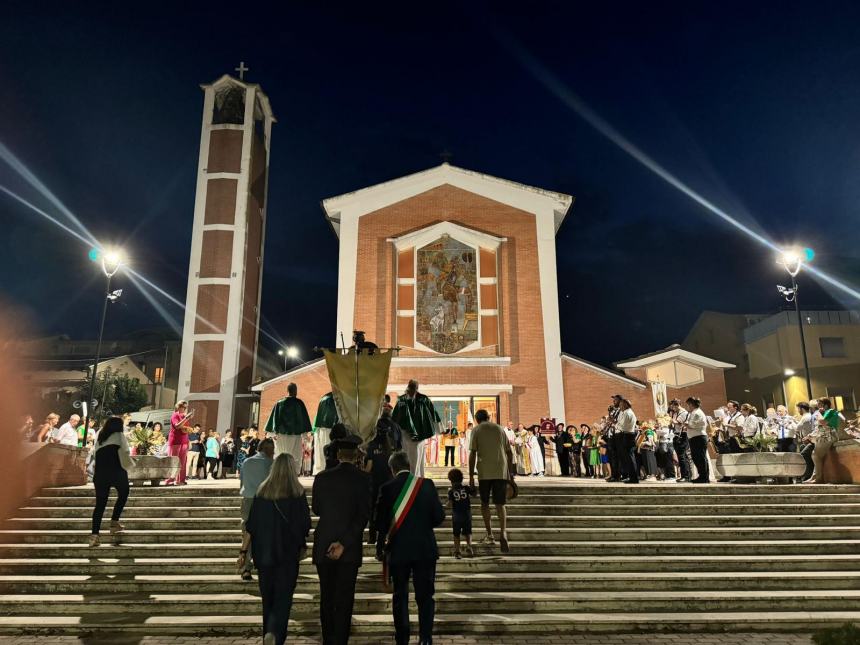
[255,169,730,433]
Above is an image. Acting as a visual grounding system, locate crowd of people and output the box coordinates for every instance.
[83,379,522,645]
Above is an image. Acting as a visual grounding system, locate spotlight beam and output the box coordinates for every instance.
[493,29,860,302]
[0,142,97,243]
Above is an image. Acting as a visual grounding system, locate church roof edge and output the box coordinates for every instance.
[321,163,573,238]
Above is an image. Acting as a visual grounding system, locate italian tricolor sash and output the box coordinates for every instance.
[391,473,423,536]
[382,473,423,588]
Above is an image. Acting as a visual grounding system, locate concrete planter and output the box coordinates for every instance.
[822,439,860,484]
[127,455,180,486]
[715,452,806,480]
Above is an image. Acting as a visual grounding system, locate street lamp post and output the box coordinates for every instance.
[778,250,813,401]
[277,346,299,372]
[85,249,124,432]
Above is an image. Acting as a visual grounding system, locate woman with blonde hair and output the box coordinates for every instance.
[241,454,311,645]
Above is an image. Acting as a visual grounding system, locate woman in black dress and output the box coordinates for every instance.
[89,417,133,547]
[240,454,311,645]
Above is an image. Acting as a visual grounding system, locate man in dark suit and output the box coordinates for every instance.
[376,451,445,645]
[312,434,371,644]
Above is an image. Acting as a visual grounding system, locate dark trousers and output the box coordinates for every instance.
[558,450,570,476]
[91,476,129,535]
[619,433,638,482]
[572,451,583,477]
[800,442,814,480]
[316,560,359,644]
[777,438,797,453]
[391,559,436,645]
[444,446,456,466]
[258,560,299,644]
[608,433,622,480]
[674,440,692,480]
[206,457,219,478]
[689,435,710,482]
[642,449,658,477]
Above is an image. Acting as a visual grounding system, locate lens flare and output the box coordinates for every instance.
[492,29,860,302]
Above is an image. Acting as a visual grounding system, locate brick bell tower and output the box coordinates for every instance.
[177,64,275,431]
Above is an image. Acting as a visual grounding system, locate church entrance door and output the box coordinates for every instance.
[424,395,500,468]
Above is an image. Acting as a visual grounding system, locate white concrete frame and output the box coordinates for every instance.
[390,221,505,355]
[177,75,275,431]
[616,347,736,370]
[322,164,573,421]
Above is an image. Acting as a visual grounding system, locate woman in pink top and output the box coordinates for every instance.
[165,400,193,485]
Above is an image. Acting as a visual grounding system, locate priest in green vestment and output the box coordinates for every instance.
[312,392,339,475]
[392,379,441,476]
[265,382,312,465]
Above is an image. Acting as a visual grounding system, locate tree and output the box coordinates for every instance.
[93,368,149,419]
[111,372,149,414]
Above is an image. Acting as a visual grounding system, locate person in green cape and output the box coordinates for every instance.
[391,379,441,477]
[312,392,339,475]
[264,382,312,466]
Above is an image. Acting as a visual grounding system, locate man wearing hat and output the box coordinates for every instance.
[312,432,371,644]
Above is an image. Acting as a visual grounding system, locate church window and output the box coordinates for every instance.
[212,86,246,124]
[415,236,478,354]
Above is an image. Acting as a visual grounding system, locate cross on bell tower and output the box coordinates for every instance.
[235,61,249,80]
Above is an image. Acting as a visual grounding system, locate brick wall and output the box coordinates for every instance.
[562,358,651,426]
[259,361,332,429]
[353,184,550,423]
[563,359,728,426]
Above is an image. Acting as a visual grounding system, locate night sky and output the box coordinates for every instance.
[1,2,858,366]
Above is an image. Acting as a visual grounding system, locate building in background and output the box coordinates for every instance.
[177,72,275,431]
[252,164,733,430]
[684,309,859,415]
[21,330,180,416]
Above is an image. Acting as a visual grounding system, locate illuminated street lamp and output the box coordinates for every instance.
[777,247,813,400]
[86,247,125,430]
[277,345,299,371]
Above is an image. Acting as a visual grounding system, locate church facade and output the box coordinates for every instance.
[255,164,732,430]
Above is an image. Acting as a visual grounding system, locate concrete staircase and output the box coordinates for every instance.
[1,481,860,638]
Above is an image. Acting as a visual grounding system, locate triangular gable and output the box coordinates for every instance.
[322,163,573,238]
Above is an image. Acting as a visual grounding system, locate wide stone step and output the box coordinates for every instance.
[17,505,860,528]
[17,503,860,520]
[39,484,860,497]
[27,491,860,506]
[3,546,860,573]
[2,530,858,555]
[2,570,860,595]
[3,609,860,636]
[2,589,859,616]
[4,524,860,544]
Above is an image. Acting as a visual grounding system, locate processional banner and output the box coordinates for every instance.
[322,348,394,443]
[651,380,668,416]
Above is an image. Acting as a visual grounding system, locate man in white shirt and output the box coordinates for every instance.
[683,397,710,483]
[615,399,639,484]
[794,402,815,482]
[49,414,80,447]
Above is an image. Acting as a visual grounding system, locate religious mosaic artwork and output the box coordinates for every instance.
[416,236,478,353]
